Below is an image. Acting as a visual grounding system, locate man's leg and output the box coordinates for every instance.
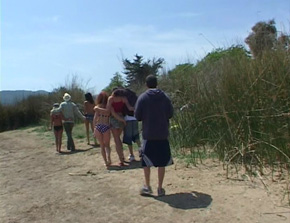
[143,166,151,188]
[63,123,70,150]
[157,167,166,196]
[140,166,152,195]
[68,123,75,150]
[158,167,165,189]
[64,123,75,151]
[128,144,136,161]
[128,144,133,156]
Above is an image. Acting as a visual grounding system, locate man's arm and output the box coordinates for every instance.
[134,96,144,121]
[73,104,85,121]
[53,103,62,113]
[123,97,134,111]
[167,98,174,119]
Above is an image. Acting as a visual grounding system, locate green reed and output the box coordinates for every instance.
[168,47,290,178]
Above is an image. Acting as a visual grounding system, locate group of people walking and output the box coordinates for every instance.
[50,92,85,152]
[50,75,174,196]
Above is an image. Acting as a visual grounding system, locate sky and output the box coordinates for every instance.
[1,0,289,93]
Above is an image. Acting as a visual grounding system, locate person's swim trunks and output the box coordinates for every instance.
[123,120,139,145]
[140,139,173,167]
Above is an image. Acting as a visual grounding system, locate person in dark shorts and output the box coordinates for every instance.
[122,88,141,162]
[50,103,64,153]
[135,75,174,196]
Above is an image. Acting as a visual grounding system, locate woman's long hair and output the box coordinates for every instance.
[112,88,126,97]
[85,92,95,104]
[95,91,108,107]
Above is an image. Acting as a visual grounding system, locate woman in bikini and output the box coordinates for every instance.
[93,91,126,167]
[50,103,64,153]
[107,88,134,166]
[84,92,97,145]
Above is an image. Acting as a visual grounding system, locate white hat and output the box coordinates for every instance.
[63,93,71,102]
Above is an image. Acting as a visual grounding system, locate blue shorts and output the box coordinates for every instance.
[140,139,173,167]
[123,120,140,145]
[85,114,94,122]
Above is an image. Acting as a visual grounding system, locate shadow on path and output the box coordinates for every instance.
[107,160,142,171]
[154,191,212,210]
[58,147,95,155]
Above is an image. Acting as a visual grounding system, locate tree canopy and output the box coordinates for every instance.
[102,72,125,93]
[122,54,164,90]
[245,19,290,57]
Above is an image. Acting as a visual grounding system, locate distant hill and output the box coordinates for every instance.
[0,90,49,105]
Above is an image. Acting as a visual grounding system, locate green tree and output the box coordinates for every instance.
[277,33,290,51]
[123,54,164,90]
[196,45,250,66]
[103,72,125,93]
[245,19,277,57]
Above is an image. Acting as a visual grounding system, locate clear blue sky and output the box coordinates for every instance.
[1,0,289,93]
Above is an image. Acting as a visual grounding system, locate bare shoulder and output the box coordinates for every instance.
[107,96,114,105]
[95,106,110,114]
[108,96,113,101]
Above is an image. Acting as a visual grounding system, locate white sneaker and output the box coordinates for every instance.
[140,186,153,196]
[128,155,135,162]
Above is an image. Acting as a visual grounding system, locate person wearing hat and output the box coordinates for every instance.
[49,103,64,153]
[55,93,85,152]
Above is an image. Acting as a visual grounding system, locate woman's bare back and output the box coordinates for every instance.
[84,101,95,115]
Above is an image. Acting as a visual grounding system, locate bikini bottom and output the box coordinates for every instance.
[95,124,110,134]
[54,126,63,132]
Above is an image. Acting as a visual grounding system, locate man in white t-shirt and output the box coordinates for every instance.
[122,89,141,162]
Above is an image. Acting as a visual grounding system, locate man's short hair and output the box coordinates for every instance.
[146,75,157,88]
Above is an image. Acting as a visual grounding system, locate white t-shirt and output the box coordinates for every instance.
[124,115,137,121]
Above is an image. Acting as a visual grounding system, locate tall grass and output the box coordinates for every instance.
[165,46,290,176]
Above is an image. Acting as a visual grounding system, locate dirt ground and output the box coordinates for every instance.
[0,127,290,223]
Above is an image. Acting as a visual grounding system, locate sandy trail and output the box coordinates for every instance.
[0,128,289,223]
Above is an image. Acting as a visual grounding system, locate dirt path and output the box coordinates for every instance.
[0,128,289,223]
